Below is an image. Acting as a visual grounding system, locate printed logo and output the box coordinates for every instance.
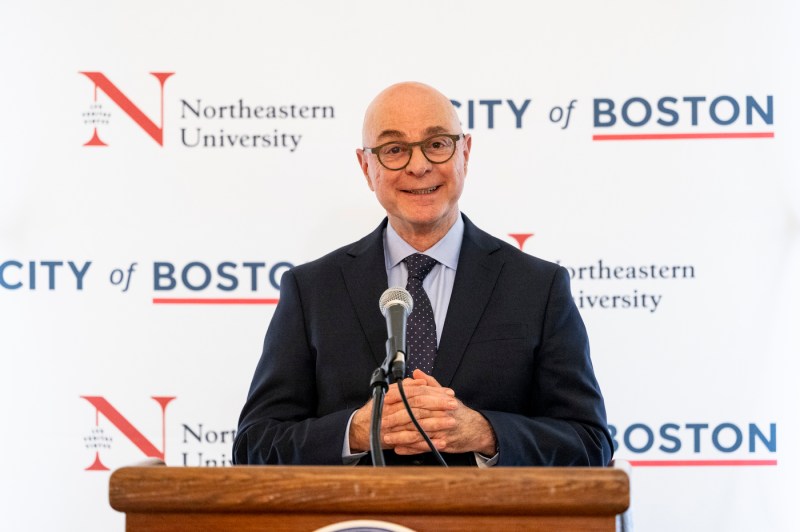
[610,421,777,466]
[79,71,333,152]
[508,233,534,250]
[80,71,174,146]
[450,99,532,129]
[592,94,774,141]
[504,233,697,314]
[81,395,175,471]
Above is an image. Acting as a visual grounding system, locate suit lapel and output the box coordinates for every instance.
[434,215,503,387]
[341,219,390,367]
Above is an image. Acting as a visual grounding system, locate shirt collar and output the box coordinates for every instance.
[385,214,464,271]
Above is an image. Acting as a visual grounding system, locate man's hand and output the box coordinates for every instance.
[349,370,497,457]
[385,370,498,456]
[348,396,374,453]
[347,374,450,453]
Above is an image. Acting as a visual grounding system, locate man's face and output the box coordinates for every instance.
[357,84,471,240]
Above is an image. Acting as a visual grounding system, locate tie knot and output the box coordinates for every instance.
[403,253,438,282]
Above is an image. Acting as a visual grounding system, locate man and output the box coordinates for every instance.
[233,82,612,466]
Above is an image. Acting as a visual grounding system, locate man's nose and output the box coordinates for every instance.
[405,145,432,176]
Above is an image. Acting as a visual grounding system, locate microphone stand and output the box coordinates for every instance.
[369,337,406,467]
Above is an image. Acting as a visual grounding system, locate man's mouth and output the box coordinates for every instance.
[405,185,440,195]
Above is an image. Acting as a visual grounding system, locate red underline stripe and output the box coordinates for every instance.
[152,298,279,305]
[592,132,774,141]
[629,459,777,467]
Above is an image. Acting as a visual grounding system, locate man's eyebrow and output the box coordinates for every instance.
[376,129,406,141]
[375,126,454,142]
[423,126,451,136]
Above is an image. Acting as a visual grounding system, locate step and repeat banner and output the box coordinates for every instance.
[1,1,798,530]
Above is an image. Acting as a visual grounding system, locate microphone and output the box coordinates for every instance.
[379,287,413,380]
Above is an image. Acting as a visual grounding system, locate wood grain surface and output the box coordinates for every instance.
[125,512,617,532]
[109,465,629,516]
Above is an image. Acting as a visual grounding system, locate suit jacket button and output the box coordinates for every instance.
[412,459,424,465]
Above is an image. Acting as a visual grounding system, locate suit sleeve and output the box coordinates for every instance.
[232,270,354,465]
[478,266,613,466]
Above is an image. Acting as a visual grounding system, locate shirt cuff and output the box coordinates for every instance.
[342,411,368,465]
[474,451,499,468]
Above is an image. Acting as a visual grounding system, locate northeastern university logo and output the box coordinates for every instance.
[80,71,174,147]
[79,70,333,151]
[81,395,175,471]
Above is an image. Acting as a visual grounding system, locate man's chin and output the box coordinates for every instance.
[391,208,458,233]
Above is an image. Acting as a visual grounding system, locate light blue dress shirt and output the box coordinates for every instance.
[383,214,464,345]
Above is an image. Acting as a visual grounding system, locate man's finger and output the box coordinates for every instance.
[412,369,449,391]
[384,428,446,447]
[385,415,456,433]
[381,403,452,428]
[384,384,455,404]
[393,439,447,455]
[382,393,458,419]
[382,407,456,430]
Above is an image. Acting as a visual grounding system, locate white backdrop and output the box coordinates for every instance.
[1,1,798,530]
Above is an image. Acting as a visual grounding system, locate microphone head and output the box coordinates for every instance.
[379,287,413,316]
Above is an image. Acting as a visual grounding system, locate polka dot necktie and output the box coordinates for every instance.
[403,253,439,376]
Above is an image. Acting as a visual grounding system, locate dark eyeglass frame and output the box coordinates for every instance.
[363,133,465,171]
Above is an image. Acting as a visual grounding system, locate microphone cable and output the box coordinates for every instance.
[397,378,448,467]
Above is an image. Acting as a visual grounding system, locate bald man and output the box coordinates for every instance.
[234,82,612,467]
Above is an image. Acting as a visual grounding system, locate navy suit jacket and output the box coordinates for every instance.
[233,214,612,466]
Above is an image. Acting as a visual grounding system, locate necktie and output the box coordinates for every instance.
[403,253,439,376]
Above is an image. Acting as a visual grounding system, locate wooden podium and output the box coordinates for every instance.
[110,464,629,531]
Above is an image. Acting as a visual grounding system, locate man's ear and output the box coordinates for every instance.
[356,149,375,191]
[462,134,472,173]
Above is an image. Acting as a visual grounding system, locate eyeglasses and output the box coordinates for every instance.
[363,133,464,171]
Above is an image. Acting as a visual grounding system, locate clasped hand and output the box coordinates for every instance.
[349,369,497,456]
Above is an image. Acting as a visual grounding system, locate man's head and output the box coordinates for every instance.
[357,82,471,249]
